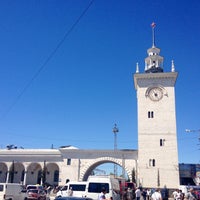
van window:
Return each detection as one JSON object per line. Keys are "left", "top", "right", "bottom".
{"left": 88, "top": 183, "right": 109, "bottom": 193}
{"left": 0, "top": 185, "right": 4, "bottom": 191}
{"left": 70, "top": 184, "right": 86, "bottom": 191}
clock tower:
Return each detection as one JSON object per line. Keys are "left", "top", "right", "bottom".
{"left": 133, "top": 23, "right": 180, "bottom": 189}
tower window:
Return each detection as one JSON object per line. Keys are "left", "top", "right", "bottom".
{"left": 67, "top": 159, "right": 71, "bottom": 165}
{"left": 148, "top": 111, "right": 154, "bottom": 118}
{"left": 160, "top": 139, "right": 165, "bottom": 146}
{"left": 149, "top": 159, "right": 152, "bottom": 166}
{"left": 149, "top": 159, "right": 156, "bottom": 167}
{"left": 152, "top": 159, "right": 155, "bottom": 167}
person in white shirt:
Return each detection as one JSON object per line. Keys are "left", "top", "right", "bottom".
{"left": 99, "top": 188, "right": 110, "bottom": 200}
{"left": 135, "top": 187, "right": 141, "bottom": 200}
{"left": 175, "top": 190, "right": 182, "bottom": 200}
{"left": 151, "top": 189, "right": 162, "bottom": 200}
{"left": 172, "top": 189, "right": 178, "bottom": 200}
{"left": 147, "top": 189, "right": 151, "bottom": 200}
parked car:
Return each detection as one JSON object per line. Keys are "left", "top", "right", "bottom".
{"left": 27, "top": 189, "right": 47, "bottom": 200}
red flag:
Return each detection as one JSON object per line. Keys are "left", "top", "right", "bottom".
{"left": 151, "top": 22, "right": 156, "bottom": 28}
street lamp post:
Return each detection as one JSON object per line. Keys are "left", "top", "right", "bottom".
{"left": 113, "top": 124, "right": 119, "bottom": 177}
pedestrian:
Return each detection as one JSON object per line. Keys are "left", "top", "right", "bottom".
{"left": 135, "top": 187, "right": 141, "bottom": 200}
{"left": 179, "top": 190, "right": 185, "bottom": 200}
{"left": 147, "top": 189, "right": 151, "bottom": 200}
{"left": 47, "top": 185, "right": 52, "bottom": 195}
{"left": 172, "top": 189, "right": 178, "bottom": 200}
{"left": 68, "top": 187, "right": 73, "bottom": 196}
{"left": 185, "top": 188, "right": 197, "bottom": 200}
{"left": 99, "top": 188, "right": 109, "bottom": 200}
{"left": 151, "top": 189, "right": 162, "bottom": 200}
{"left": 161, "top": 186, "right": 169, "bottom": 200}
{"left": 127, "top": 187, "right": 133, "bottom": 200}
{"left": 123, "top": 188, "right": 128, "bottom": 200}
{"left": 142, "top": 189, "right": 147, "bottom": 200}
{"left": 175, "top": 190, "right": 182, "bottom": 200}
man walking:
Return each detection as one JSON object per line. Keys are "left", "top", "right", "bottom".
{"left": 135, "top": 187, "right": 141, "bottom": 200}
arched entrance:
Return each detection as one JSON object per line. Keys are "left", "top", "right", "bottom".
{"left": 45, "top": 163, "right": 59, "bottom": 186}
{"left": 80, "top": 157, "right": 133, "bottom": 181}
{"left": 26, "top": 163, "right": 42, "bottom": 185}
{"left": 8, "top": 162, "right": 25, "bottom": 183}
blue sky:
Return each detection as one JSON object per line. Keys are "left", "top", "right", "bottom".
{"left": 0, "top": 0, "right": 199, "bottom": 165}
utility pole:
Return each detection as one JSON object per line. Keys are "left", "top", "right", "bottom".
{"left": 113, "top": 123, "right": 119, "bottom": 177}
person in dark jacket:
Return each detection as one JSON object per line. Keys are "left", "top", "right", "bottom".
{"left": 161, "top": 186, "right": 169, "bottom": 200}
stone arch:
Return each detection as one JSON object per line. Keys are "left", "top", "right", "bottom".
{"left": 0, "top": 162, "right": 8, "bottom": 183}
{"left": 45, "top": 163, "right": 59, "bottom": 186}
{"left": 26, "top": 163, "right": 42, "bottom": 185}
{"left": 80, "top": 157, "right": 132, "bottom": 181}
{"left": 8, "top": 162, "right": 25, "bottom": 183}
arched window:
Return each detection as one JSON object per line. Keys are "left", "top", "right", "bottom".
{"left": 54, "top": 170, "right": 59, "bottom": 182}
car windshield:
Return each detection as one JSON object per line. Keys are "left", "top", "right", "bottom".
{"left": 28, "top": 189, "right": 38, "bottom": 193}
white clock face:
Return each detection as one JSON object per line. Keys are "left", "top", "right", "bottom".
{"left": 148, "top": 87, "right": 163, "bottom": 101}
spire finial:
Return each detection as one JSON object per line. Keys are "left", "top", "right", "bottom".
{"left": 171, "top": 60, "right": 175, "bottom": 72}
{"left": 136, "top": 62, "right": 139, "bottom": 73}
{"left": 151, "top": 22, "right": 156, "bottom": 48}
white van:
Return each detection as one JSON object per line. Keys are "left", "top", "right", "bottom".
{"left": 56, "top": 181, "right": 88, "bottom": 197}
{"left": 0, "top": 183, "right": 27, "bottom": 200}
{"left": 85, "top": 175, "right": 120, "bottom": 200}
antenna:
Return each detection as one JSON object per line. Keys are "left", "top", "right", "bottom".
{"left": 151, "top": 22, "right": 156, "bottom": 47}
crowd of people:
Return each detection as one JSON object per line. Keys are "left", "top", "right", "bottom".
{"left": 120, "top": 186, "right": 200, "bottom": 200}
{"left": 119, "top": 186, "right": 169, "bottom": 200}
{"left": 172, "top": 188, "right": 200, "bottom": 200}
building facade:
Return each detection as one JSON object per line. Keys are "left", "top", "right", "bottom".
{"left": 0, "top": 148, "right": 137, "bottom": 186}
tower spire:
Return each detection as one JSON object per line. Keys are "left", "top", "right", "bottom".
{"left": 144, "top": 22, "right": 164, "bottom": 73}
{"left": 151, "top": 22, "right": 156, "bottom": 47}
